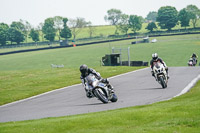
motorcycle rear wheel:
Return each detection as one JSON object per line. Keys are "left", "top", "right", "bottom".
{"left": 110, "top": 93, "right": 118, "bottom": 102}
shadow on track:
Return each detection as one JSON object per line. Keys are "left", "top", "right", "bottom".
{"left": 141, "top": 87, "right": 164, "bottom": 90}
{"left": 74, "top": 102, "right": 104, "bottom": 106}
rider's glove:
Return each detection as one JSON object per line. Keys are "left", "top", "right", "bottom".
{"left": 101, "top": 78, "right": 109, "bottom": 83}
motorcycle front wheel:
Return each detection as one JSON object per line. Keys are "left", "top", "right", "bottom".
{"left": 94, "top": 88, "right": 109, "bottom": 103}
{"left": 159, "top": 76, "right": 167, "bottom": 88}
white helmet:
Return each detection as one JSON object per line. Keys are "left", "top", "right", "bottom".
{"left": 152, "top": 53, "right": 158, "bottom": 60}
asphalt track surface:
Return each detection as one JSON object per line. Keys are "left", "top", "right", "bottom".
{"left": 0, "top": 67, "right": 200, "bottom": 123}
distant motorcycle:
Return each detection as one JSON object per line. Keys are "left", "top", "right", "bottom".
{"left": 188, "top": 58, "right": 197, "bottom": 66}
{"left": 84, "top": 73, "right": 118, "bottom": 103}
{"left": 152, "top": 62, "right": 168, "bottom": 88}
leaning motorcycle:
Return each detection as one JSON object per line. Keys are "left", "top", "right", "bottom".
{"left": 152, "top": 62, "right": 168, "bottom": 88}
{"left": 84, "top": 74, "right": 118, "bottom": 103}
{"left": 188, "top": 58, "right": 197, "bottom": 66}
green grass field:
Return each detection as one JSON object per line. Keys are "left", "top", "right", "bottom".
{"left": 0, "top": 34, "right": 200, "bottom": 132}
{"left": 0, "top": 34, "right": 200, "bottom": 105}
{"left": 1, "top": 34, "right": 200, "bottom": 71}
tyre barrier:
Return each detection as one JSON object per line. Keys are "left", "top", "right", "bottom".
{"left": 122, "top": 61, "right": 148, "bottom": 66}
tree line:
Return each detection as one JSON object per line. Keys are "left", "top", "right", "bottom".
{"left": 0, "top": 17, "right": 92, "bottom": 46}
{"left": 0, "top": 4, "right": 199, "bottom": 46}
{"left": 105, "top": 5, "right": 200, "bottom": 34}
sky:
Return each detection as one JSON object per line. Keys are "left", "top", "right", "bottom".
{"left": 1, "top": 0, "right": 200, "bottom": 27}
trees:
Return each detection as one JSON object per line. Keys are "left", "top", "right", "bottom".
{"left": 10, "top": 21, "right": 25, "bottom": 32}
{"left": 60, "top": 18, "right": 72, "bottom": 41}
{"left": 17, "top": 19, "right": 32, "bottom": 42}
{"left": 105, "top": 9, "right": 123, "bottom": 34}
{"left": 178, "top": 8, "right": 190, "bottom": 29}
{"left": 104, "top": 9, "right": 122, "bottom": 25}
{"left": 7, "top": 27, "right": 25, "bottom": 44}
{"left": 0, "top": 4, "right": 200, "bottom": 46}
{"left": 37, "top": 23, "right": 44, "bottom": 41}
{"left": 29, "top": 28, "right": 39, "bottom": 42}
{"left": 157, "top": 6, "right": 178, "bottom": 30}
{"left": 69, "top": 17, "right": 88, "bottom": 40}
{"left": 0, "top": 23, "right": 9, "bottom": 45}
{"left": 21, "top": 20, "right": 32, "bottom": 43}
{"left": 14, "top": 20, "right": 32, "bottom": 43}
{"left": 146, "top": 22, "right": 157, "bottom": 32}
{"left": 186, "top": 5, "right": 200, "bottom": 28}
{"left": 128, "top": 15, "right": 142, "bottom": 33}
{"left": 146, "top": 11, "right": 157, "bottom": 22}
{"left": 53, "top": 16, "right": 63, "bottom": 40}
{"left": 118, "top": 14, "right": 129, "bottom": 35}
{"left": 42, "top": 18, "right": 56, "bottom": 42}
{"left": 87, "top": 22, "right": 96, "bottom": 38}
{"left": 10, "top": 20, "right": 31, "bottom": 43}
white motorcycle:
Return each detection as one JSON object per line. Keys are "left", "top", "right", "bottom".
{"left": 152, "top": 62, "right": 168, "bottom": 88}
{"left": 188, "top": 58, "right": 197, "bottom": 66}
{"left": 84, "top": 74, "right": 118, "bottom": 103}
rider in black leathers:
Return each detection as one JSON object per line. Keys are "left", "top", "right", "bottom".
{"left": 150, "top": 53, "right": 169, "bottom": 79}
{"left": 190, "top": 53, "right": 198, "bottom": 65}
{"left": 80, "top": 64, "right": 114, "bottom": 98}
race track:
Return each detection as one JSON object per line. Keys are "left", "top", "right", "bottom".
{"left": 0, "top": 67, "right": 200, "bottom": 123}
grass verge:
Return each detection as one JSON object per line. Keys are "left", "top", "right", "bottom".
{"left": 0, "top": 79, "right": 200, "bottom": 133}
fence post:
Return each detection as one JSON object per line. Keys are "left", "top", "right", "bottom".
{"left": 128, "top": 47, "right": 130, "bottom": 66}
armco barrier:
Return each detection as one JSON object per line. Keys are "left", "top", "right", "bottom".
{"left": 122, "top": 61, "right": 148, "bottom": 66}
{"left": 0, "top": 38, "right": 135, "bottom": 56}
{"left": 0, "top": 45, "right": 73, "bottom": 55}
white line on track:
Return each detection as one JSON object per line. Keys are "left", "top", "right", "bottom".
{"left": 174, "top": 74, "right": 200, "bottom": 97}
{"left": 157, "top": 74, "right": 200, "bottom": 102}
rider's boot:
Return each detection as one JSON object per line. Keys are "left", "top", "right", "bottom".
{"left": 166, "top": 69, "right": 170, "bottom": 79}
{"left": 151, "top": 70, "right": 155, "bottom": 77}
{"left": 151, "top": 71, "right": 158, "bottom": 81}
{"left": 151, "top": 71, "right": 157, "bottom": 80}
{"left": 85, "top": 88, "right": 92, "bottom": 98}
{"left": 86, "top": 91, "right": 92, "bottom": 98}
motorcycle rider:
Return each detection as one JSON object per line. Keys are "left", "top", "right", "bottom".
{"left": 150, "top": 53, "right": 169, "bottom": 79}
{"left": 80, "top": 64, "right": 114, "bottom": 98}
{"left": 191, "top": 53, "right": 198, "bottom": 65}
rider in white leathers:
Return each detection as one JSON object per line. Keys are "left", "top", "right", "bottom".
{"left": 150, "top": 53, "right": 169, "bottom": 79}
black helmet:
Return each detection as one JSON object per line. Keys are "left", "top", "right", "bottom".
{"left": 80, "top": 64, "right": 88, "bottom": 75}
{"left": 152, "top": 53, "right": 158, "bottom": 60}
